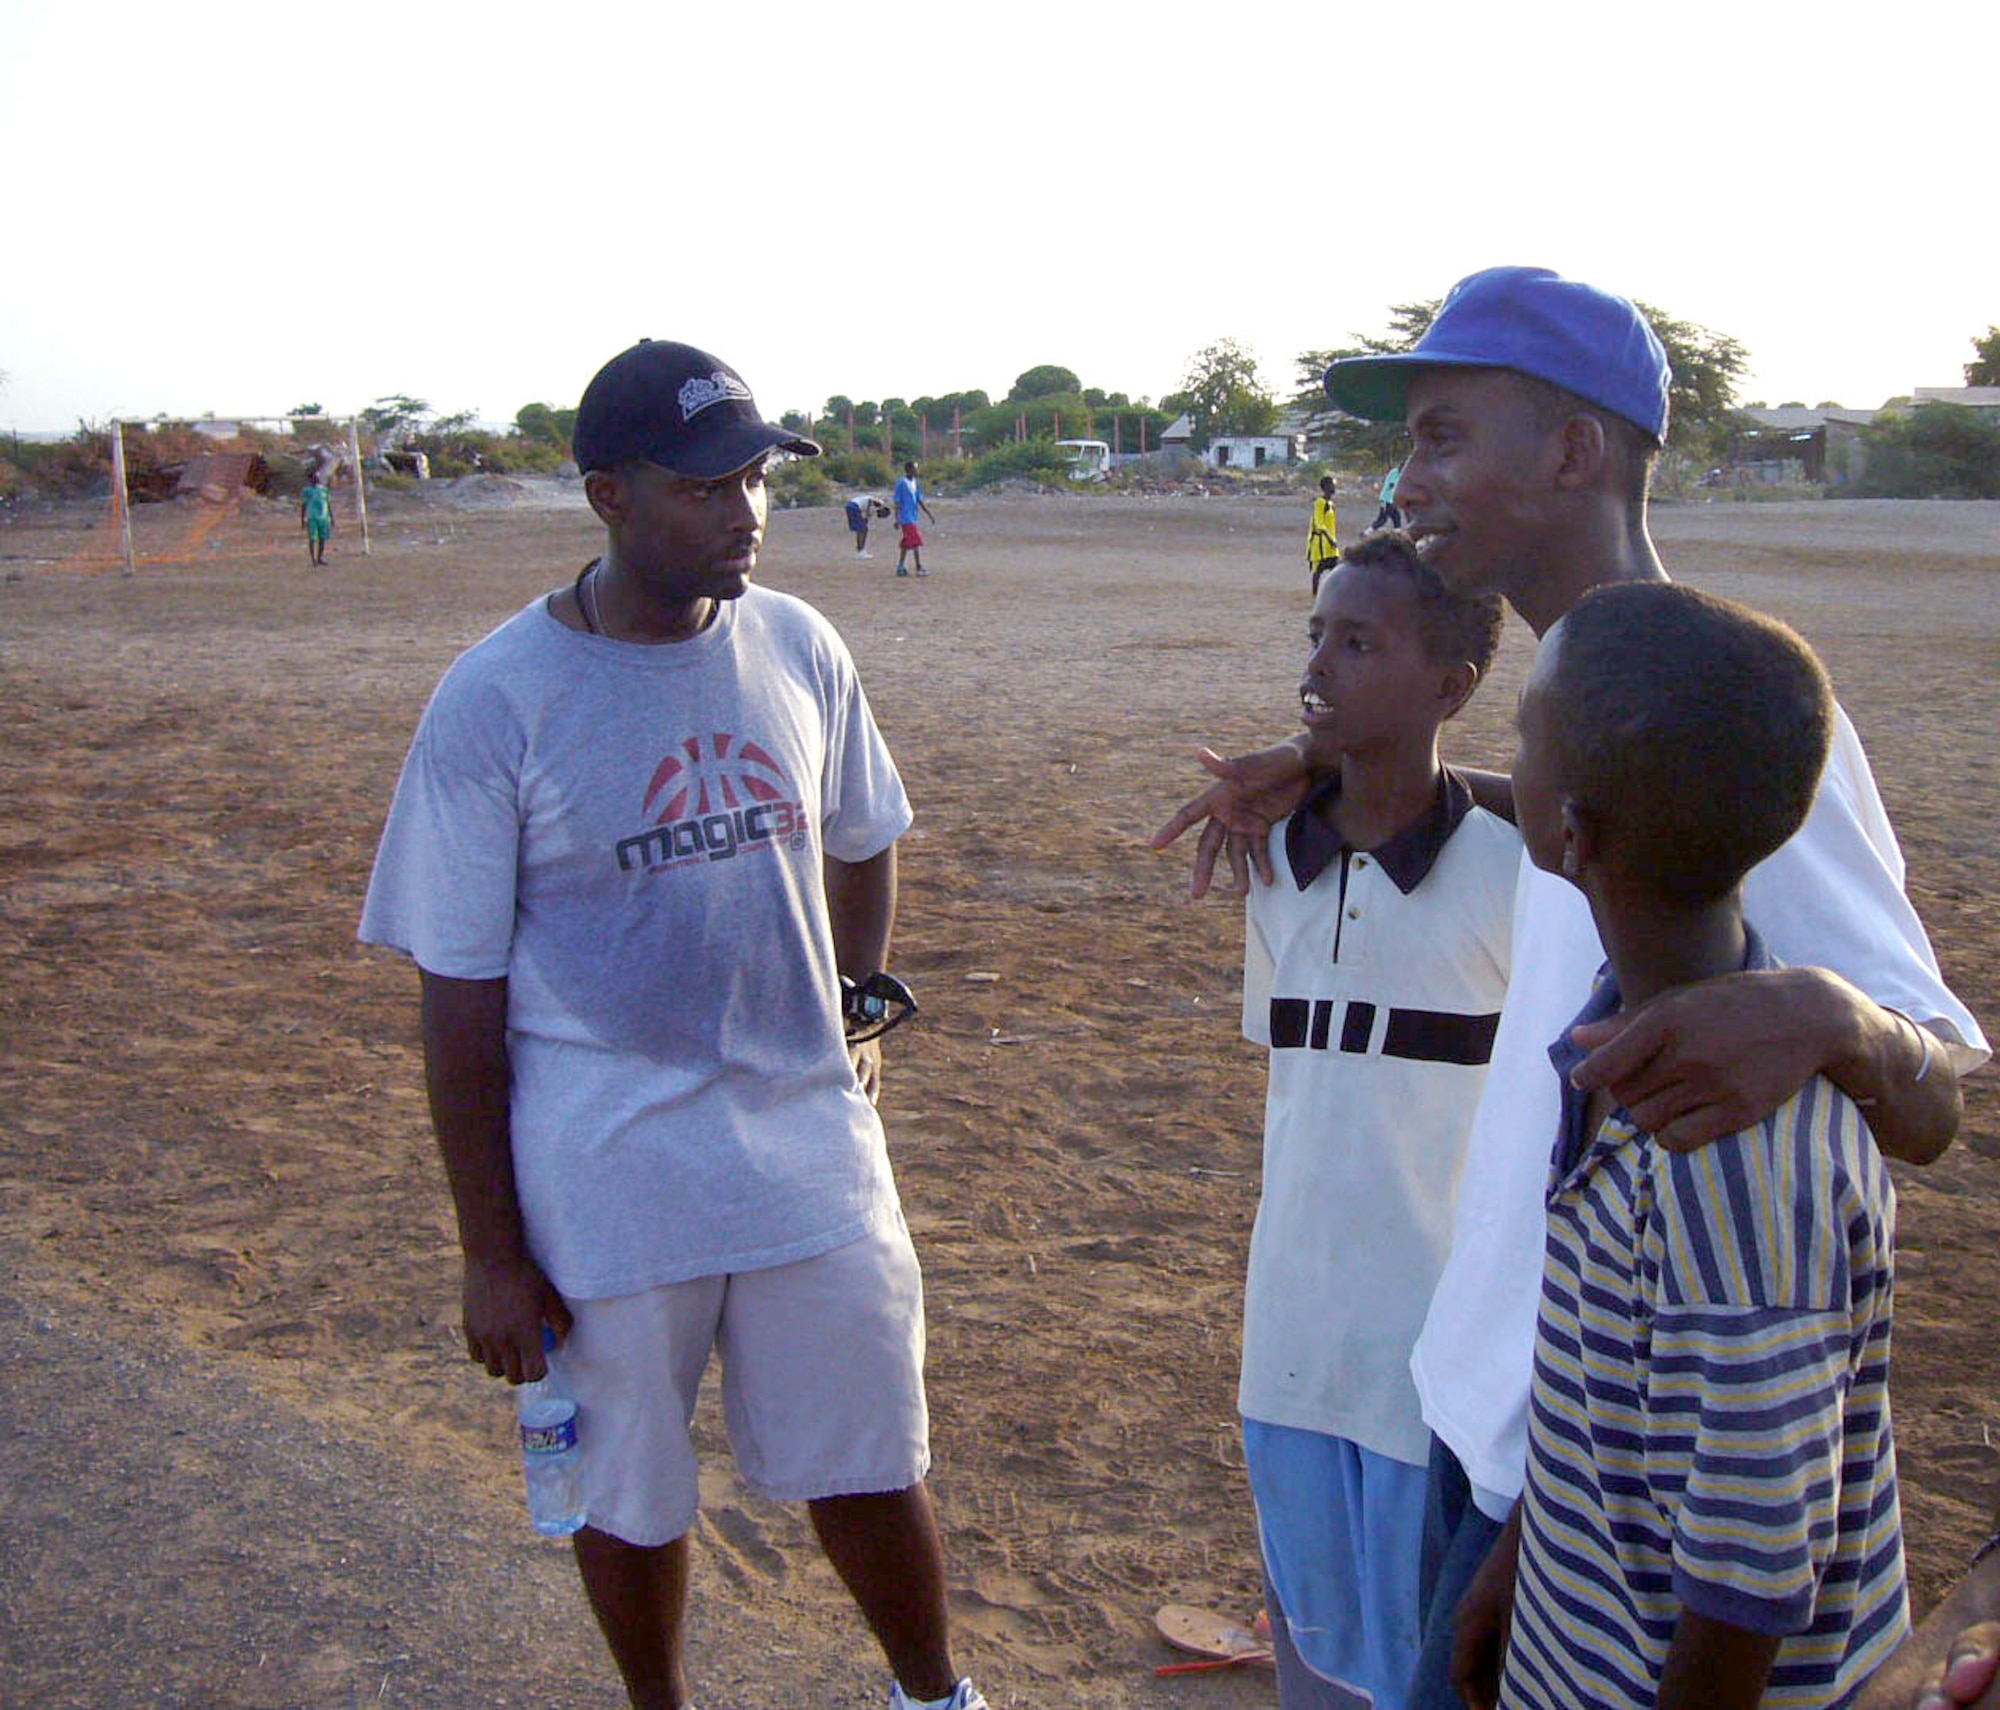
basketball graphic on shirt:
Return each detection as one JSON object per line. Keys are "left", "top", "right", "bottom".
{"left": 644, "top": 732, "right": 788, "bottom": 823}
{"left": 615, "top": 732, "right": 808, "bottom": 873}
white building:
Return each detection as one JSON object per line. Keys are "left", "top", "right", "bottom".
{"left": 1160, "top": 413, "right": 1302, "bottom": 469}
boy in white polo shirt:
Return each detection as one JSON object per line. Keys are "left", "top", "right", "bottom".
{"left": 1239, "top": 532, "right": 1517, "bottom": 1709}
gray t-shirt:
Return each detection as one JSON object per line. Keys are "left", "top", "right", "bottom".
{"left": 360, "top": 584, "right": 913, "bottom": 1297}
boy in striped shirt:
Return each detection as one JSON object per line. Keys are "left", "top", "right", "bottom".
{"left": 1490, "top": 582, "right": 1906, "bottom": 1710}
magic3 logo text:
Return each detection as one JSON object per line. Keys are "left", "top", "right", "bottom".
{"left": 615, "top": 733, "right": 808, "bottom": 873}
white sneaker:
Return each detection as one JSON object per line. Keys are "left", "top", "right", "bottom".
{"left": 889, "top": 1679, "right": 989, "bottom": 1710}
{"left": 857, "top": 551, "right": 873, "bottom": 559}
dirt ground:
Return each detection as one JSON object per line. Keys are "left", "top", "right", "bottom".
{"left": 2, "top": 481, "right": 1997, "bottom": 1708}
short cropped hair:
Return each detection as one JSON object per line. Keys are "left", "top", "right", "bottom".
{"left": 1516, "top": 373, "right": 1662, "bottom": 507}
{"left": 1324, "top": 529, "right": 1506, "bottom": 677}
{"left": 1541, "top": 582, "right": 1833, "bottom": 904}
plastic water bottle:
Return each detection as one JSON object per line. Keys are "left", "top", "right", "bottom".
{"left": 517, "top": 1326, "right": 585, "bottom": 1536}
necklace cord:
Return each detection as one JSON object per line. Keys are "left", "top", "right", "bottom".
{"left": 573, "top": 560, "right": 602, "bottom": 635}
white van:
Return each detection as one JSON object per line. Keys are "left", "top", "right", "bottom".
{"left": 1054, "top": 438, "right": 1111, "bottom": 482}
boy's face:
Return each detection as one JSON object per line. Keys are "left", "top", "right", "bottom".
{"left": 1299, "top": 559, "right": 1458, "bottom": 758}
{"left": 1511, "top": 625, "right": 1570, "bottom": 880}
{"left": 1399, "top": 368, "right": 1563, "bottom": 604}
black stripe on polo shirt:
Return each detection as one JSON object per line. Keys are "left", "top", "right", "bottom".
{"left": 1268, "top": 997, "right": 1501, "bottom": 1066}
{"left": 1382, "top": 1006, "right": 1500, "bottom": 1066}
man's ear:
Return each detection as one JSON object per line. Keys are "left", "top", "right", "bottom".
{"left": 583, "top": 468, "right": 626, "bottom": 526}
{"left": 1558, "top": 797, "right": 1599, "bottom": 879}
{"left": 1553, "top": 412, "right": 1608, "bottom": 491}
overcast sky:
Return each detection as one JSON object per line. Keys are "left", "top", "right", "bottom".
{"left": 4, "top": 0, "right": 1994, "bottom": 435}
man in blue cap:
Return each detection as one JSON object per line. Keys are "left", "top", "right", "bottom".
{"left": 362, "top": 340, "right": 988, "bottom": 1710}
{"left": 1153, "top": 267, "right": 1989, "bottom": 1709}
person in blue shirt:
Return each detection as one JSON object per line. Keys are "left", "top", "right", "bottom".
{"left": 893, "top": 461, "right": 937, "bottom": 578}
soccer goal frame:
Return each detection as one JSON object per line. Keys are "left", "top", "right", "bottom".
{"left": 107, "top": 414, "right": 372, "bottom": 576}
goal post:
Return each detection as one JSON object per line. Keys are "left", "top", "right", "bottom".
{"left": 106, "top": 413, "right": 372, "bottom": 576}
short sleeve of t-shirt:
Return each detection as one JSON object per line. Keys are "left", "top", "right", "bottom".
{"left": 817, "top": 652, "right": 907, "bottom": 864}
{"left": 362, "top": 646, "right": 530, "bottom": 979}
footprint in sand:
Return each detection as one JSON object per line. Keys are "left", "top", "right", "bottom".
{"left": 703, "top": 1504, "right": 790, "bottom": 1585}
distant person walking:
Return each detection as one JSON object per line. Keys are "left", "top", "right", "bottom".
{"left": 300, "top": 474, "right": 334, "bottom": 565}
{"left": 1306, "top": 475, "right": 1340, "bottom": 582}
{"left": 894, "top": 461, "right": 936, "bottom": 578}
{"left": 1371, "top": 464, "right": 1404, "bottom": 533}
{"left": 846, "top": 493, "right": 891, "bottom": 559}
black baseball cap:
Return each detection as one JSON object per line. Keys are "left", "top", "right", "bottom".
{"left": 572, "top": 339, "right": 820, "bottom": 477}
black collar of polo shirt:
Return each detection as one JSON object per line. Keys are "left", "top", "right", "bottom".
{"left": 1284, "top": 767, "right": 1476, "bottom": 895}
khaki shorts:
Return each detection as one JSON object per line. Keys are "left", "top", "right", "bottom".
{"left": 557, "top": 1213, "right": 930, "bottom": 1546}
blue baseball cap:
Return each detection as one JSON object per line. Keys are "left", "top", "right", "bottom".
{"left": 1322, "top": 266, "right": 1671, "bottom": 442}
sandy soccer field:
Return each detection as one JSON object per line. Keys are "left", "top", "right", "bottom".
{"left": 2, "top": 483, "right": 1998, "bottom": 1707}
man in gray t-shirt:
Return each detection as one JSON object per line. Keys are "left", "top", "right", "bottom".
{"left": 361, "top": 340, "right": 988, "bottom": 1710}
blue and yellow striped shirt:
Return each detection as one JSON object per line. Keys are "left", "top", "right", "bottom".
{"left": 1503, "top": 937, "right": 1907, "bottom": 1709}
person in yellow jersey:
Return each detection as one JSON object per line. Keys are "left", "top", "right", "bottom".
{"left": 1307, "top": 475, "right": 1340, "bottom": 582}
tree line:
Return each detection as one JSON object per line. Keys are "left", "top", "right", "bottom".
{"left": 6, "top": 314, "right": 1997, "bottom": 501}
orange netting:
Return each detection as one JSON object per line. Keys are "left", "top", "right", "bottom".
{"left": 53, "top": 490, "right": 318, "bottom": 574}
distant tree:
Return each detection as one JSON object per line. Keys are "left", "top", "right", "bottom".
{"left": 909, "top": 390, "right": 993, "bottom": 446}
{"left": 1852, "top": 403, "right": 2000, "bottom": 499}
{"left": 1098, "top": 400, "right": 1173, "bottom": 452}
{"left": 1637, "top": 302, "right": 1750, "bottom": 463}
{"left": 1008, "top": 365, "right": 1082, "bottom": 402}
{"left": 409, "top": 409, "right": 501, "bottom": 476}
{"left": 1966, "top": 326, "right": 2000, "bottom": 387}
{"left": 968, "top": 392, "right": 1090, "bottom": 445}
{"left": 361, "top": 394, "right": 429, "bottom": 441}
{"left": 515, "top": 401, "right": 576, "bottom": 448}
{"left": 289, "top": 402, "right": 325, "bottom": 418}
{"left": 878, "top": 397, "right": 926, "bottom": 452}
{"left": 912, "top": 388, "right": 990, "bottom": 419}
{"left": 1293, "top": 342, "right": 1401, "bottom": 461}
{"left": 1166, "top": 338, "right": 1276, "bottom": 451}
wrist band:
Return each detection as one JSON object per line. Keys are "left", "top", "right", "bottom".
{"left": 1974, "top": 1528, "right": 2000, "bottom": 1571}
